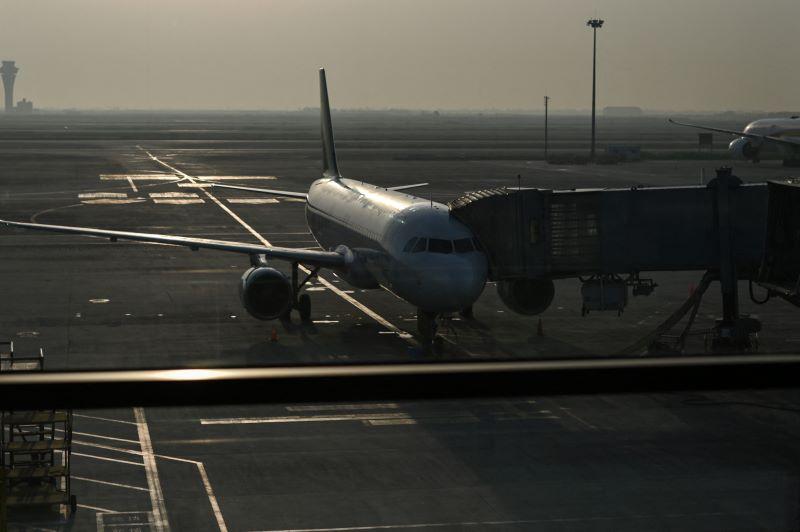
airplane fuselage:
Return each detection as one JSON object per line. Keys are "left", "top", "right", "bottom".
{"left": 305, "top": 177, "right": 488, "bottom": 312}
{"left": 733, "top": 117, "right": 800, "bottom": 161}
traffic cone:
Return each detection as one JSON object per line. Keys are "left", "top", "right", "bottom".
{"left": 537, "top": 318, "right": 544, "bottom": 337}
{"left": 270, "top": 326, "right": 278, "bottom": 342}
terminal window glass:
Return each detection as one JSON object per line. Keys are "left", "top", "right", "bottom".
{"left": 428, "top": 238, "right": 453, "bottom": 254}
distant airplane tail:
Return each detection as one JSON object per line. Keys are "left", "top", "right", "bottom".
{"left": 319, "top": 69, "right": 341, "bottom": 179}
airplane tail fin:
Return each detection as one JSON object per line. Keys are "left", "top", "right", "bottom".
{"left": 319, "top": 68, "right": 341, "bottom": 179}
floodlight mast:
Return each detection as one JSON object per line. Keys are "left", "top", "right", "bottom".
{"left": 587, "top": 18, "right": 604, "bottom": 162}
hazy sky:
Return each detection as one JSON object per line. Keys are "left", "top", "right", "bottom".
{"left": 2, "top": 0, "right": 798, "bottom": 111}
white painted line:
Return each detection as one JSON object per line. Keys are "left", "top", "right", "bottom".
{"left": 82, "top": 199, "right": 147, "bottom": 205}
{"left": 73, "top": 475, "right": 150, "bottom": 492}
{"left": 56, "top": 428, "right": 140, "bottom": 445}
{"left": 197, "top": 175, "right": 277, "bottom": 180}
{"left": 78, "top": 192, "right": 128, "bottom": 199}
{"left": 141, "top": 148, "right": 417, "bottom": 346}
{"left": 100, "top": 174, "right": 177, "bottom": 181}
{"left": 135, "top": 407, "right": 170, "bottom": 532}
{"left": 71, "top": 452, "right": 144, "bottom": 467}
{"left": 73, "top": 438, "right": 145, "bottom": 456}
{"left": 78, "top": 503, "right": 119, "bottom": 514}
{"left": 196, "top": 462, "right": 229, "bottom": 532}
{"left": 281, "top": 197, "right": 306, "bottom": 202}
{"left": 153, "top": 198, "right": 205, "bottom": 205}
{"left": 201, "top": 413, "right": 413, "bottom": 425}
{"left": 285, "top": 403, "right": 400, "bottom": 412}
{"left": 227, "top": 198, "right": 279, "bottom": 204}
{"left": 149, "top": 192, "right": 200, "bottom": 198}
{"left": 250, "top": 518, "right": 609, "bottom": 531}
{"left": 154, "top": 453, "right": 228, "bottom": 532}
{"left": 74, "top": 413, "right": 138, "bottom": 425}
{"left": 127, "top": 176, "right": 139, "bottom": 193}
{"left": 178, "top": 182, "right": 212, "bottom": 188}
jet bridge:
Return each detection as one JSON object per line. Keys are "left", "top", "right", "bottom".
{"left": 450, "top": 168, "right": 798, "bottom": 352}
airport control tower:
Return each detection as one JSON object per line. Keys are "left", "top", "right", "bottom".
{"left": 1, "top": 61, "right": 19, "bottom": 113}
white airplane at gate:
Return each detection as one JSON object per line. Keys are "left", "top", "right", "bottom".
{"left": 1, "top": 69, "right": 500, "bottom": 350}
{"left": 669, "top": 116, "right": 800, "bottom": 164}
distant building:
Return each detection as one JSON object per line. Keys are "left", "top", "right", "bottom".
{"left": 15, "top": 98, "right": 33, "bottom": 113}
{"left": 603, "top": 106, "right": 643, "bottom": 117}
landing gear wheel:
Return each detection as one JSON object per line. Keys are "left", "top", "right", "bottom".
{"left": 432, "top": 335, "right": 444, "bottom": 354}
{"left": 417, "top": 310, "right": 437, "bottom": 349}
{"left": 298, "top": 293, "right": 311, "bottom": 322}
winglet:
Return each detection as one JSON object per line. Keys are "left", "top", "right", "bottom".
{"left": 319, "top": 68, "right": 341, "bottom": 179}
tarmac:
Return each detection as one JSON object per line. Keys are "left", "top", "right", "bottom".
{"left": 1, "top": 112, "right": 799, "bottom": 531}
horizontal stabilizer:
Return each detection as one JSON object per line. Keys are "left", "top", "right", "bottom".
{"left": 388, "top": 182, "right": 429, "bottom": 192}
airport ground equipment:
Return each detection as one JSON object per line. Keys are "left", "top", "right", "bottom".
{"left": 1, "top": 341, "right": 75, "bottom": 526}
{"left": 450, "top": 167, "right": 797, "bottom": 352}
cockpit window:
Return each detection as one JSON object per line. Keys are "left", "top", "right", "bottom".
{"left": 472, "top": 237, "right": 484, "bottom": 251}
{"left": 453, "top": 238, "right": 474, "bottom": 253}
{"left": 403, "top": 237, "right": 418, "bottom": 252}
{"left": 411, "top": 237, "right": 427, "bottom": 253}
{"left": 428, "top": 238, "right": 453, "bottom": 254}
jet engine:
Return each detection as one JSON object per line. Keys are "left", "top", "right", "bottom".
{"left": 239, "top": 267, "right": 293, "bottom": 320}
{"left": 729, "top": 137, "right": 759, "bottom": 161}
{"left": 497, "top": 278, "right": 555, "bottom": 315}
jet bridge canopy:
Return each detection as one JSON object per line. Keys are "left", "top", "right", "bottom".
{"left": 449, "top": 182, "right": 769, "bottom": 281}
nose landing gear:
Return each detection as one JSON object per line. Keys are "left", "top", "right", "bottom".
{"left": 417, "top": 310, "right": 445, "bottom": 354}
{"left": 281, "top": 261, "right": 319, "bottom": 323}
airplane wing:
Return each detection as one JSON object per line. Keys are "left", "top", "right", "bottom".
{"left": 668, "top": 118, "right": 800, "bottom": 148}
{"left": 209, "top": 183, "right": 308, "bottom": 200}
{"left": 388, "top": 182, "right": 429, "bottom": 192}
{"left": 0, "top": 219, "right": 344, "bottom": 267}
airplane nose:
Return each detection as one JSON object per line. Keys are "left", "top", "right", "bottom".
{"left": 421, "top": 257, "right": 487, "bottom": 312}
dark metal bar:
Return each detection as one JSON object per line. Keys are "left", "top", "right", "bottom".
{"left": 0, "top": 355, "right": 799, "bottom": 410}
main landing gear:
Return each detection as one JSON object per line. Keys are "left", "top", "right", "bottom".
{"left": 283, "top": 261, "right": 319, "bottom": 323}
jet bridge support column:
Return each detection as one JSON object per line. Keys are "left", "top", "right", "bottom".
{"left": 709, "top": 167, "right": 760, "bottom": 350}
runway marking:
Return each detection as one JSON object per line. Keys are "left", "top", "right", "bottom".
{"left": 153, "top": 198, "right": 206, "bottom": 205}
{"left": 74, "top": 413, "right": 138, "bottom": 425}
{"left": 178, "top": 182, "right": 212, "bottom": 188}
{"left": 134, "top": 407, "right": 170, "bottom": 532}
{"left": 127, "top": 176, "right": 139, "bottom": 192}
{"left": 227, "top": 198, "right": 280, "bottom": 204}
{"left": 100, "top": 173, "right": 178, "bottom": 181}
{"left": 71, "top": 452, "right": 144, "bottom": 467}
{"left": 200, "top": 412, "right": 479, "bottom": 426}
{"left": 141, "top": 148, "right": 417, "bottom": 346}
{"left": 78, "top": 192, "right": 129, "bottom": 199}
{"left": 73, "top": 438, "right": 145, "bottom": 456}
{"left": 57, "top": 428, "right": 140, "bottom": 445}
{"left": 559, "top": 407, "right": 599, "bottom": 430}
{"left": 77, "top": 503, "right": 119, "bottom": 514}
{"left": 285, "top": 403, "right": 400, "bottom": 412}
{"left": 155, "top": 454, "right": 228, "bottom": 532}
{"left": 149, "top": 192, "right": 200, "bottom": 198}
{"left": 251, "top": 513, "right": 734, "bottom": 531}
{"left": 82, "top": 198, "right": 147, "bottom": 205}
{"left": 198, "top": 175, "right": 277, "bottom": 180}
{"left": 72, "top": 475, "right": 150, "bottom": 492}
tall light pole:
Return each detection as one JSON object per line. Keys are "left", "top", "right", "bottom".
{"left": 587, "top": 18, "right": 604, "bottom": 162}
{"left": 544, "top": 95, "right": 550, "bottom": 161}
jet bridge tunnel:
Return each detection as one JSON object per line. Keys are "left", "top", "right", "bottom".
{"left": 449, "top": 168, "right": 799, "bottom": 345}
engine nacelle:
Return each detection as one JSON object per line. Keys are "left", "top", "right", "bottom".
{"left": 239, "top": 267, "right": 292, "bottom": 320}
{"left": 729, "top": 137, "right": 759, "bottom": 160}
{"left": 497, "top": 278, "right": 555, "bottom": 316}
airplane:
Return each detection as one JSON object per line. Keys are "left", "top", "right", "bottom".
{"left": 669, "top": 117, "right": 800, "bottom": 165}
{"left": 0, "top": 69, "right": 489, "bottom": 351}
